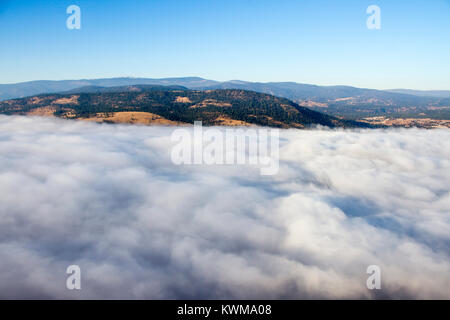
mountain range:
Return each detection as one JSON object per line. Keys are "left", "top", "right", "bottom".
{"left": 1, "top": 77, "right": 449, "bottom": 103}
{"left": 0, "top": 77, "right": 218, "bottom": 101}
{"left": 0, "top": 77, "right": 449, "bottom": 128}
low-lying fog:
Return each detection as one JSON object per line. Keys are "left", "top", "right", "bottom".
{"left": 0, "top": 116, "right": 449, "bottom": 299}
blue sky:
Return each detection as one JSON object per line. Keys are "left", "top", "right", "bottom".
{"left": 0, "top": 0, "right": 449, "bottom": 89}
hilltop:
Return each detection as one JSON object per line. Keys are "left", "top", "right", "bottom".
{"left": 0, "top": 86, "right": 371, "bottom": 128}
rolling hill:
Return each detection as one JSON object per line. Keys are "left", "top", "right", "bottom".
{"left": 1, "top": 77, "right": 448, "bottom": 107}
{"left": 0, "top": 86, "right": 371, "bottom": 129}
{"left": 1, "top": 77, "right": 449, "bottom": 122}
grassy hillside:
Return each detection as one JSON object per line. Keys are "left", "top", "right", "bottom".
{"left": 0, "top": 87, "right": 371, "bottom": 128}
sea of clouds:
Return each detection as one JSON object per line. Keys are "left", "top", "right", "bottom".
{"left": 0, "top": 115, "right": 449, "bottom": 299}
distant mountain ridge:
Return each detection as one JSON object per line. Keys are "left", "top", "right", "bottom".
{"left": 1, "top": 77, "right": 449, "bottom": 103}
{"left": 62, "top": 84, "right": 189, "bottom": 94}
{"left": 0, "top": 77, "right": 218, "bottom": 100}
{"left": 386, "top": 89, "right": 450, "bottom": 98}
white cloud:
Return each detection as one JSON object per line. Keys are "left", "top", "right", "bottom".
{"left": 0, "top": 115, "right": 449, "bottom": 299}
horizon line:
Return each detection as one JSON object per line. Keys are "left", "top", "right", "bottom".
{"left": 0, "top": 76, "right": 449, "bottom": 92}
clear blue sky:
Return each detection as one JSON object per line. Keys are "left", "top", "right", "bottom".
{"left": 0, "top": 0, "right": 449, "bottom": 89}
